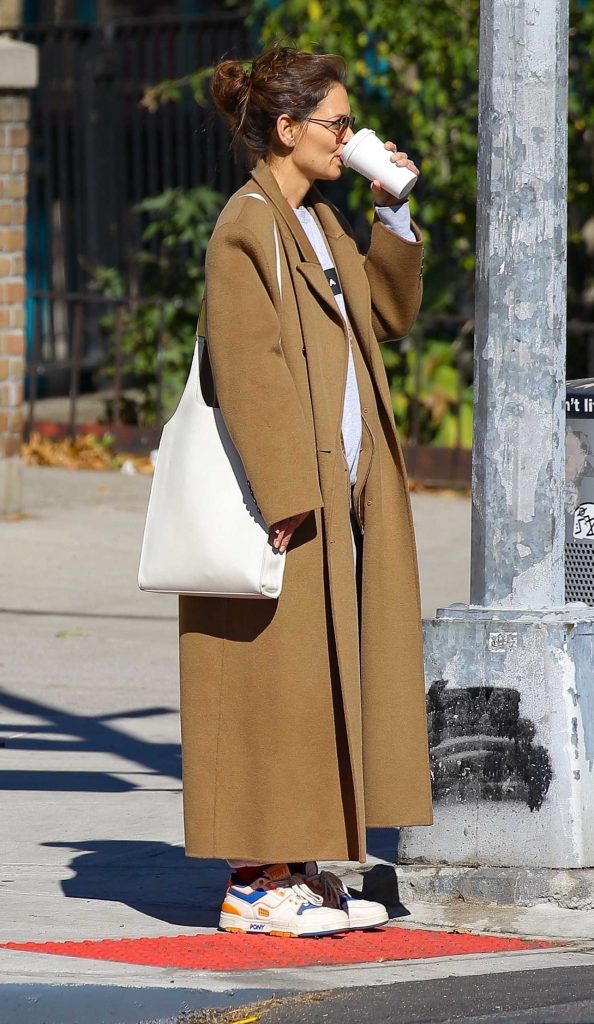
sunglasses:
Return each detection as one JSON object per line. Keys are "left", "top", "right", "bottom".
{"left": 306, "top": 114, "right": 356, "bottom": 143}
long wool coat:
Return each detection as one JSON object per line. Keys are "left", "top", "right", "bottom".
{"left": 179, "top": 161, "right": 433, "bottom": 863}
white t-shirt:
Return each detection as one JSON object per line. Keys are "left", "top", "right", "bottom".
{"left": 292, "top": 202, "right": 416, "bottom": 486}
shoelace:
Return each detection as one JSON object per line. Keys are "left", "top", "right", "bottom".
{"left": 288, "top": 879, "right": 325, "bottom": 906}
{"left": 232, "top": 866, "right": 348, "bottom": 910}
{"left": 255, "top": 872, "right": 325, "bottom": 908}
{"left": 308, "top": 869, "right": 347, "bottom": 909}
{"left": 272, "top": 868, "right": 347, "bottom": 910}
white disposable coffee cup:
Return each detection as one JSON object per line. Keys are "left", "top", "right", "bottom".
{"left": 340, "top": 128, "right": 418, "bottom": 200}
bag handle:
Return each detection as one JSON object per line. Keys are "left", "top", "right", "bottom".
{"left": 244, "top": 192, "right": 282, "bottom": 300}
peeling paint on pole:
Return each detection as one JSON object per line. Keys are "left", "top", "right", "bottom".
{"left": 400, "top": 612, "right": 594, "bottom": 868}
{"left": 402, "top": 0, "right": 594, "bottom": 874}
{"left": 471, "top": 0, "right": 568, "bottom": 608}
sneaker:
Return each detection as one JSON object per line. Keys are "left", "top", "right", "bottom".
{"left": 300, "top": 863, "right": 389, "bottom": 930}
{"left": 219, "top": 867, "right": 349, "bottom": 937}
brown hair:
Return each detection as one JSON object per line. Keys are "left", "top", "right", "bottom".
{"left": 211, "top": 45, "right": 347, "bottom": 167}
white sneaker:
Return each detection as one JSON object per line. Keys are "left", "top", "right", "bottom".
{"left": 219, "top": 875, "right": 349, "bottom": 938}
{"left": 301, "top": 864, "right": 389, "bottom": 930}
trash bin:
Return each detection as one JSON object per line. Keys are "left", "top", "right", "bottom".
{"left": 565, "top": 379, "right": 594, "bottom": 604}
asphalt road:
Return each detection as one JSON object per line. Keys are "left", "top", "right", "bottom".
{"left": 194, "top": 967, "right": 594, "bottom": 1024}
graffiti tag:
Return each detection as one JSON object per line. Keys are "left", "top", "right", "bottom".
{"left": 427, "top": 680, "right": 553, "bottom": 811}
{"left": 488, "top": 631, "right": 518, "bottom": 653}
{"left": 573, "top": 502, "right": 594, "bottom": 539}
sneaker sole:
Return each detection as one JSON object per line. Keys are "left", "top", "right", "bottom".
{"left": 219, "top": 912, "right": 348, "bottom": 938}
{"left": 346, "top": 908, "right": 389, "bottom": 930}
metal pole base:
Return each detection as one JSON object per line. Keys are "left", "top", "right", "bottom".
{"left": 399, "top": 607, "right": 594, "bottom": 869}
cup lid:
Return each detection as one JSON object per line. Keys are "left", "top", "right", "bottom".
{"left": 340, "top": 127, "right": 376, "bottom": 163}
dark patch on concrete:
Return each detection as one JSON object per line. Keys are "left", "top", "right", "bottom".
{"left": 571, "top": 717, "right": 579, "bottom": 750}
{"left": 361, "top": 864, "right": 401, "bottom": 907}
{"left": 427, "top": 681, "right": 553, "bottom": 811}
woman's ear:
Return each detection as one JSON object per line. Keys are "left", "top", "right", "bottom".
{"left": 275, "top": 113, "right": 296, "bottom": 149}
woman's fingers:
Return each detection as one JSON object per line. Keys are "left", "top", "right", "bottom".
{"left": 273, "top": 522, "right": 291, "bottom": 553}
{"left": 270, "top": 511, "right": 309, "bottom": 552}
{"left": 391, "top": 152, "right": 419, "bottom": 174}
{"left": 384, "top": 140, "right": 419, "bottom": 176}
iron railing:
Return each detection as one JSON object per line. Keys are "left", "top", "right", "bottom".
{"left": 24, "top": 283, "right": 594, "bottom": 483}
{"left": 10, "top": 14, "right": 250, "bottom": 397}
{"left": 12, "top": 16, "right": 594, "bottom": 484}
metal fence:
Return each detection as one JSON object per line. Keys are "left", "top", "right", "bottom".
{"left": 22, "top": 291, "right": 594, "bottom": 487}
{"left": 12, "top": 16, "right": 594, "bottom": 486}
{"left": 11, "top": 13, "right": 250, "bottom": 403}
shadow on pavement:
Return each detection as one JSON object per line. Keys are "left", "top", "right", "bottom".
{"left": 44, "top": 839, "right": 227, "bottom": 928}
{"left": 2, "top": 679, "right": 410, "bottom": 929}
{"left": 0, "top": 688, "right": 182, "bottom": 785}
{"left": 41, "top": 832, "right": 407, "bottom": 929}
{"left": 0, "top": 771, "right": 137, "bottom": 791}
{"left": 0, "top": 607, "right": 176, "bottom": 622}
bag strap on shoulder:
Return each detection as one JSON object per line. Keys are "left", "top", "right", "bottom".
{"left": 243, "top": 192, "right": 282, "bottom": 299}
{"left": 197, "top": 192, "right": 282, "bottom": 342}
{"left": 195, "top": 193, "right": 283, "bottom": 406}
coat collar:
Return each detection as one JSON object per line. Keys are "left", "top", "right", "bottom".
{"left": 249, "top": 161, "right": 372, "bottom": 355}
{"left": 249, "top": 161, "right": 345, "bottom": 258}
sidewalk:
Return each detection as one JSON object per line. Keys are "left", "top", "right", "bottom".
{"left": 1, "top": 467, "right": 592, "bottom": 1024}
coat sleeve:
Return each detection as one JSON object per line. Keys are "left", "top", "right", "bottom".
{"left": 329, "top": 200, "right": 424, "bottom": 343}
{"left": 364, "top": 217, "right": 424, "bottom": 343}
{"left": 205, "top": 220, "right": 323, "bottom": 529}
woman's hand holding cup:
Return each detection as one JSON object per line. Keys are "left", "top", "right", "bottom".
{"left": 370, "top": 141, "right": 420, "bottom": 206}
{"left": 340, "top": 128, "right": 418, "bottom": 201}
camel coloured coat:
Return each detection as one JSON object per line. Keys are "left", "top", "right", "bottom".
{"left": 178, "top": 160, "right": 433, "bottom": 862}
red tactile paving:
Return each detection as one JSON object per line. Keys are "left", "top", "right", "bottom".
{"left": 1, "top": 928, "right": 554, "bottom": 971}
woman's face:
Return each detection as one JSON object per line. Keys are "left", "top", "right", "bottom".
{"left": 291, "top": 83, "right": 354, "bottom": 183}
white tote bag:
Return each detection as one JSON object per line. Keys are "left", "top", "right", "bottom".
{"left": 137, "top": 194, "right": 286, "bottom": 598}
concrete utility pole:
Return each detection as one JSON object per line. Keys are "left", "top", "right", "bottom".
{"left": 471, "top": 0, "right": 567, "bottom": 610}
{"left": 400, "top": 0, "right": 594, "bottom": 887}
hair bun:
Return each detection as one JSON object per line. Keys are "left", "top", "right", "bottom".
{"left": 211, "top": 45, "right": 347, "bottom": 167}
{"left": 211, "top": 60, "right": 250, "bottom": 129}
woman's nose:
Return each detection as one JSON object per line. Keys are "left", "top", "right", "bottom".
{"left": 342, "top": 126, "right": 355, "bottom": 145}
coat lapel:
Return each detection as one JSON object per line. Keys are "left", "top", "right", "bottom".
{"left": 250, "top": 163, "right": 345, "bottom": 325}
{"left": 248, "top": 162, "right": 396, "bottom": 433}
{"left": 248, "top": 164, "right": 372, "bottom": 356}
{"left": 309, "top": 194, "right": 399, "bottom": 434}
{"left": 250, "top": 161, "right": 317, "bottom": 264}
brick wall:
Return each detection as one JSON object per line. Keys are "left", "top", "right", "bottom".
{"left": 0, "top": 93, "right": 28, "bottom": 514}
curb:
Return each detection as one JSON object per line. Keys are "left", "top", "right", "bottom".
{"left": 395, "top": 864, "right": 594, "bottom": 910}
{"left": 2, "top": 945, "right": 594, "bottom": 1024}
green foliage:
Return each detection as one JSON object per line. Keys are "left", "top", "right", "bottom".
{"left": 132, "top": 1, "right": 594, "bottom": 441}
{"left": 247, "top": 0, "right": 594, "bottom": 319}
{"left": 249, "top": 0, "right": 481, "bottom": 314}
{"left": 142, "top": 65, "right": 215, "bottom": 112}
{"left": 567, "top": 0, "right": 594, "bottom": 317}
{"left": 93, "top": 187, "right": 225, "bottom": 425}
{"left": 383, "top": 336, "right": 473, "bottom": 448}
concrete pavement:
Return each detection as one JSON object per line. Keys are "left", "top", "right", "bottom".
{"left": 1, "top": 466, "right": 592, "bottom": 1024}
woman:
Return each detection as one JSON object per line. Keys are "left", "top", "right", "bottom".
{"left": 179, "top": 45, "right": 433, "bottom": 938}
